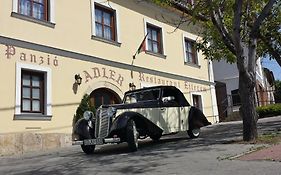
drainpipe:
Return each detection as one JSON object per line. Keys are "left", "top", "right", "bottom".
{"left": 208, "top": 59, "right": 219, "bottom": 123}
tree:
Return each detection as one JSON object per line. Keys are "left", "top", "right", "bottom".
{"left": 274, "top": 80, "right": 281, "bottom": 103}
{"left": 152, "top": 0, "right": 280, "bottom": 141}
{"left": 73, "top": 94, "right": 96, "bottom": 126}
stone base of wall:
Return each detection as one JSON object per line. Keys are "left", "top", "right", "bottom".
{"left": 0, "top": 133, "right": 72, "bottom": 156}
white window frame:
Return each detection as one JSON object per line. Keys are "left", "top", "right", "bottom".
{"left": 143, "top": 18, "right": 166, "bottom": 56}
{"left": 15, "top": 63, "right": 52, "bottom": 117}
{"left": 91, "top": 0, "right": 121, "bottom": 43}
{"left": 190, "top": 92, "right": 204, "bottom": 112}
{"left": 182, "top": 33, "right": 200, "bottom": 66}
{"left": 12, "top": 0, "right": 55, "bottom": 23}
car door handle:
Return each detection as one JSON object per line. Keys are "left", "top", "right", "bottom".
{"left": 160, "top": 108, "right": 166, "bottom": 111}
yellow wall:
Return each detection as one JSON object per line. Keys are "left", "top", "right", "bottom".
{"left": 0, "top": 0, "right": 216, "bottom": 134}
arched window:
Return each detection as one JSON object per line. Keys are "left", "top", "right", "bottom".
{"left": 90, "top": 88, "right": 121, "bottom": 108}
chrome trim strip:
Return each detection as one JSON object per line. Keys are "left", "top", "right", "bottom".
{"left": 72, "top": 141, "right": 83, "bottom": 145}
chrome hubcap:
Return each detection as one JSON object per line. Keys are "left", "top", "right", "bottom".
{"left": 192, "top": 129, "right": 200, "bottom": 137}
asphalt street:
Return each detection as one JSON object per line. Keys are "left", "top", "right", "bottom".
{"left": 1, "top": 116, "right": 281, "bottom": 175}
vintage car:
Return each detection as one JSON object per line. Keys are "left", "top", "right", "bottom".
{"left": 72, "top": 86, "right": 211, "bottom": 154}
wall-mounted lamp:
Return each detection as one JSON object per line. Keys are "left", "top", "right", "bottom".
{"left": 75, "top": 74, "right": 82, "bottom": 85}
{"left": 129, "top": 82, "right": 136, "bottom": 90}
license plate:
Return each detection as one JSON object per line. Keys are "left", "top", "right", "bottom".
{"left": 84, "top": 138, "right": 104, "bottom": 145}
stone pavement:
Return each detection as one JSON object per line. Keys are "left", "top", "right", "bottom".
{"left": 239, "top": 143, "right": 281, "bottom": 161}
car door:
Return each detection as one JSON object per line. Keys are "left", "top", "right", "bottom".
{"left": 159, "top": 88, "right": 181, "bottom": 134}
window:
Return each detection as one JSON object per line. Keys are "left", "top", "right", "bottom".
{"left": 18, "top": 0, "right": 48, "bottom": 21}
{"left": 147, "top": 24, "right": 163, "bottom": 54}
{"left": 12, "top": 0, "right": 55, "bottom": 26}
{"left": 15, "top": 63, "right": 52, "bottom": 120}
{"left": 192, "top": 94, "right": 203, "bottom": 111}
{"left": 95, "top": 4, "right": 116, "bottom": 41}
{"left": 231, "top": 89, "right": 241, "bottom": 106}
{"left": 162, "top": 87, "right": 189, "bottom": 107}
{"left": 21, "top": 70, "right": 44, "bottom": 113}
{"left": 124, "top": 89, "right": 160, "bottom": 104}
{"left": 184, "top": 38, "right": 198, "bottom": 64}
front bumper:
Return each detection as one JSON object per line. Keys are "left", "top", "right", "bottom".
{"left": 72, "top": 137, "right": 121, "bottom": 146}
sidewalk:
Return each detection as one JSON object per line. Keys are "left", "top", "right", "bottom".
{"left": 239, "top": 143, "right": 281, "bottom": 161}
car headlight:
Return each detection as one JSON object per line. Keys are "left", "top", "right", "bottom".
{"left": 83, "top": 111, "right": 94, "bottom": 121}
{"left": 107, "top": 107, "right": 116, "bottom": 117}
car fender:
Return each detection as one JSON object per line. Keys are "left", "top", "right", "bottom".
{"left": 188, "top": 107, "right": 211, "bottom": 129}
{"left": 110, "top": 111, "right": 163, "bottom": 136}
{"left": 73, "top": 118, "right": 94, "bottom": 139}
{"left": 110, "top": 111, "right": 143, "bottom": 132}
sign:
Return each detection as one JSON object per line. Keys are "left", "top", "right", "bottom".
{"left": 83, "top": 67, "right": 124, "bottom": 86}
{"left": 3, "top": 45, "right": 59, "bottom": 67}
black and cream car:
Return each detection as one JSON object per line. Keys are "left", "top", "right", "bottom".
{"left": 72, "top": 86, "right": 211, "bottom": 154}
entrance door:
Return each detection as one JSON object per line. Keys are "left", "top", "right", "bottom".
{"left": 90, "top": 88, "right": 121, "bottom": 108}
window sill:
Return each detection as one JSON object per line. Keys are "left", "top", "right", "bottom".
{"left": 91, "top": 35, "right": 121, "bottom": 47}
{"left": 11, "top": 12, "right": 55, "bottom": 28}
{"left": 145, "top": 50, "right": 167, "bottom": 59}
{"left": 184, "top": 62, "right": 201, "bottom": 68}
{"left": 14, "top": 113, "right": 52, "bottom": 121}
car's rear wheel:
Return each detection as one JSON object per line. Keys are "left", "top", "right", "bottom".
{"left": 150, "top": 134, "right": 162, "bottom": 142}
{"left": 187, "top": 128, "right": 200, "bottom": 138}
{"left": 126, "top": 120, "right": 139, "bottom": 152}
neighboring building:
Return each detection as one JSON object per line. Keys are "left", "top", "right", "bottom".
{"left": 213, "top": 58, "right": 275, "bottom": 120}
{"left": 0, "top": 0, "right": 218, "bottom": 155}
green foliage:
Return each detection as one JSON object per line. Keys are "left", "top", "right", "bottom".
{"left": 257, "top": 104, "right": 281, "bottom": 118}
{"left": 73, "top": 94, "right": 96, "bottom": 126}
{"left": 274, "top": 80, "right": 281, "bottom": 103}
{"left": 151, "top": 0, "right": 281, "bottom": 64}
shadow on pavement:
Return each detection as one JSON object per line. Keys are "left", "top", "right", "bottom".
{"left": 3, "top": 117, "right": 281, "bottom": 175}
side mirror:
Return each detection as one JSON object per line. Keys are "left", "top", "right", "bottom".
{"left": 162, "top": 96, "right": 175, "bottom": 103}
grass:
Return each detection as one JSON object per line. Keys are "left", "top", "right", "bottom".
{"left": 255, "top": 132, "right": 281, "bottom": 145}
{"left": 232, "top": 132, "right": 281, "bottom": 145}
{"left": 218, "top": 132, "right": 281, "bottom": 161}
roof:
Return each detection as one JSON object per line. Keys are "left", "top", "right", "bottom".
{"left": 125, "top": 85, "right": 179, "bottom": 94}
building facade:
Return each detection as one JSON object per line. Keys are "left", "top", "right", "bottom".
{"left": 213, "top": 58, "right": 275, "bottom": 121}
{"left": 0, "top": 0, "right": 218, "bottom": 155}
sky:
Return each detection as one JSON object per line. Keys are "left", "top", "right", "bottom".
{"left": 262, "top": 57, "right": 281, "bottom": 81}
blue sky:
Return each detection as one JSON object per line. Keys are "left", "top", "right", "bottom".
{"left": 262, "top": 57, "right": 281, "bottom": 80}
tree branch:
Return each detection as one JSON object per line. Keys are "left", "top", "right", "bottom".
{"left": 171, "top": 0, "right": 208, "bottom": 21}
{"left": 232, "top": 0, "right": 242, "bottom": 52}
{"left": 233, "top": 0, "right": 247, "bottom": 73}
{"left": 251, "top": 0, "right": 276, "bottom": 37}
{"left": 260, "top": 34, "right": 281, "bottom": 68}
{"left": 209, "top": 10, "right": 236, "bottom": 55}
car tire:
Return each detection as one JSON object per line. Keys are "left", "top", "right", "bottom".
{"left": 81, "top": 145, "right": 95, "bottom": 154}
{"left": 126, "top": 120, "right": 139, "bottom": 152}
{"left": 150, "top": 134, "right": 162, "bottom": 142}
{"left": 187, "top": 128, "right": 200, "bottom": 138}
{"left": 79, "top": 121, "right": 96, "bottom": 154}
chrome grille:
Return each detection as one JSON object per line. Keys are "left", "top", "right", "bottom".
{"left": 95, "top": 107, "right": 110, "bottom": 138}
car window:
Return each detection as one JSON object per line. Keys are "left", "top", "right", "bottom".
{"left": 162, "top": 88, "right": 189, "bottom": 107}
{"left": 124, "top": 89, "right": 160, "bottom": 104}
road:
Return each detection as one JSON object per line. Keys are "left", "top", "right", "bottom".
{"left": 1, "top": 116, "right": 281, "bottom": 175}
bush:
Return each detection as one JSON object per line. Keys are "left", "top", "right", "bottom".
{"left": 257, "top": 104, "right": 281, "bottom": 118}
{"left": 72, "top": 94, "right": 96, "bottom": 126}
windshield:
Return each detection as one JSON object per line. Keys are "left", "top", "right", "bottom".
{"left": 124, "top": 89, "right": 160, "bottom": 104}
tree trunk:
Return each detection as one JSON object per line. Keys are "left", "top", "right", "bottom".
{"left": 238, "top": 71, "right": 258, "bottom": 141}
{"left": 237, "top": 40, "right": 258, "bottom": 142}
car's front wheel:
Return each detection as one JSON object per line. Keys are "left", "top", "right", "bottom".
{"left": 187, "top": 128, "right": 200, "bottom": 138}
{"left": 126, "top": 120, "right": 139, "bottom": 152}
{"left": 81, "top": 145, "right": 95, "bottom": 154}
